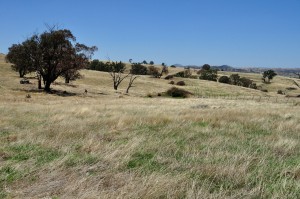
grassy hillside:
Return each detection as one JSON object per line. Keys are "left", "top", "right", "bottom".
{"left": 0, "top": 55, "right": 300, "bottom": 198}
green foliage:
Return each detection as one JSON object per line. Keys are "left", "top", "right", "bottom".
{"left": 166, "top": 87, "right": 192, "bottom": 98}
{"left": 174, "top": 69, "right": 191, "bottom": 78}
{"left": 174, "top": 71, "right": 185, "bottom": 77}
{"left": 218, "top": 76, "right": 230, "bottom": 84}
{"left": 107, "top": 61, "right": 126, "bottom": 73}
{"left": 7, "top": 27, "right": 97, "bottom": 91}
{"left": 230, "top": 74, "right": 240, "bottom": 85}
{"left": 262, "top": 70, "right": 277, "bottom": 83}
{"left": 199, "top": 69, "right": 218, "bottom": 81}
{"left": 149, "top": 61, "right": 154, "bottom": 65}
{"left": 202, "top": 64, "right": 211, "bottom": 71}
{"left": 130, "top": 63, "right": 148, "bottom": 75}
{"left": 142, "top": 60, "right": 148, "bottom": 64}
{"left": 89, "top": 59, "right": 110, "bottom": 72}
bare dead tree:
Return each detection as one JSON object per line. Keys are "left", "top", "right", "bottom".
{"left": 126, "top": 74, "right": 139, "bottom": 93}
{"left": 108, "top": 61, "right": 129, "bottom": 90}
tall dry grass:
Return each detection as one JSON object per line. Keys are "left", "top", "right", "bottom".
{"left": 0, "top": 56, "right": 300, "bottom": 198}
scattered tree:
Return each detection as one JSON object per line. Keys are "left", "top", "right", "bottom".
{"left": 218, "top": 76, "right": 230, "bottom": 84}
{"left": 129, "top": 58, "right": 133, "bottom": 63}
{"left": 202, "top": 64, "right": 211, "bottom": 71}
{"left": 6, "top": 42, "right": 35, "bottom": 77}
{"left": 142, "top": 60, "right": 148, "bottom": 64}
{"left": 7, "top": 27, "right": 97, "bottom": 91}
{"left": 126, "top": 74, "right": 139, "bottom": 93}
{"left": 162, "top": 63, "right": 166, "bottom": 66}
{"left": 199, "top": 69, "right": 217, "bottom": 81}
{"left": 262, "top": 70, "right": 277, "bottom": 83}
{"left": 107, "top": 61, "right": 129, "bottom": 90}
{"left": 149, "top": 61, "right": 154, "bottom": 65}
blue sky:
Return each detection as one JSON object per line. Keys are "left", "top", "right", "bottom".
{"left": 1, "top": 0, "right": 300, "bottom": 68}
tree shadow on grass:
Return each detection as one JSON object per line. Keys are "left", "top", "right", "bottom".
{"left": 25, "top": 88, "right": 77, "bottom": 97}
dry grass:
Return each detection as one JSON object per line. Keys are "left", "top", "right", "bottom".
{"left": 0, "top": 56, "right": 300, "bottom": 198}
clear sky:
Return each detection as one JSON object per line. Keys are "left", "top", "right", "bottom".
{"left": 1, "top": 0, "right": 300, "bottom": 68}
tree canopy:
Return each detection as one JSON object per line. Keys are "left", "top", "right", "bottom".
{"left": 7, "top": 28, "right": 97, "bottom": 91}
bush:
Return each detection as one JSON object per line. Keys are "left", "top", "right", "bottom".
{"left": 277, "top": 90, "right": 285, "bottom": 95}
{"left": 164, "top": 75, "right": 174, "bottom": 80}
{"left": 169, "top": 81, "right": 175, "bottom": 85}
{"left": 238, "top": 77, "right": 253, "bottom": 87}
{"left": 131, "top": 63, "right": 148, "bottom": 75}
{"left": 230, "top": 74, "right": 240, "bottom": 85}
{"left": 174, "top": 71, "right": 185, "bottom": 77}
{"left": 199, "top": 69, "right": 218, "bottom": 81}
{"left": 218, "top": 76, "right": 230, "bottom": 84}
{"left": 166, "top": 87, "right": 192, "bottom": 98}
{"left": 170, "top": 65, "right": 176, "bottom": 68}
{"left": 148, "top": 66, "right": 161, "bottom": 78}
{"left": 176, "top": 81, "right": 186, "bottom": 86}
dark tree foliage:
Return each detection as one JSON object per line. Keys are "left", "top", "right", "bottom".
{"left": 89, "top": 59, "right": 110, "bottom": 71}
{"left": 230, "top": 74, "right": 240, "bottom": 85}
{"left": 130, "top": 63, "right": 148, "bottom": 75}
{"left": 218, "top": 76, "right": 230, "bottom": 84}
{"left": 199, "top": 69, "right": 217, "bottom": 81}
{"left": 149, "top": 61, "right": 154, "bottom": 65}
{"left": 142, "top": 60, "right": 148, "bottom": 64}
{"left": 262, "top": 70, "right": 277, "bottom": 83}
{"left": 6, "top": 42, "right": 35, "bottom": 77}
{"left": 7, "top": 28, "right": 97, "bottom": 91}
{"left": 202, "top": 64, "right": 211, "bottom": 71}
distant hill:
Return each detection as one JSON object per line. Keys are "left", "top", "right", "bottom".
{"left": 172, "top": 63, "right": 300, "bottom": 78}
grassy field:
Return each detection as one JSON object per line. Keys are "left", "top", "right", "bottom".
{"left": 0, "top": 55, "right": 300, "bottom": 198}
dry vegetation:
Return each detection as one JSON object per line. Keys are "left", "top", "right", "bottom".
{"left": 0, "top": 54, "right": 300, "bottom": 198}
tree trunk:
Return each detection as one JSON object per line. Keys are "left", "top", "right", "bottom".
{"left": 114, "top": 84, "right": 118, "bottom": 90}
{"left": 44, "top": 81, "right": 51, "bottom": 92}
{"left": 19, "top": 69, "right": 25, "bottom": 78}
{"left": 38, "top": 79, "right": 42, "bottom": 89}
{"left": 65, "top": 78, "right": 70, "bottom": 84}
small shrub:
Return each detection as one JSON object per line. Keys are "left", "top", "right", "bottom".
{"left": 146, "top": 93, "right": 153, "bottom": 98}
{"left": 218, "top": 76, "right": 230, "bottom": 84}
{"left": 164, "top": 75, "right": 174, "bottom": 80}
{"left": 261, "top": 89, "right": 268, "bottom": 92}
{"left": 174, "top": 71, "right": 185, "bottom": 78}
{"left": 176, "top": 81, "right": 186, "bottom": 86}
{"left": 166, "top": 87, "right": 192, "bottom": 98}
{"left": 238, "top": 77, "right": 253, "bottom": 87}
{"left": 157, "top": 93, "right": 161, "bottom": 96}
{"left": 277, "top": 90, "right": 285, "bottom": 95}
{"left": 169, "top": 81, "right": 175, "bottom": 85}
{"left": 170, "top": 65, "right": 176, "bottom": 68}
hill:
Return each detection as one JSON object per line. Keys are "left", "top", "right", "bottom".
{"left": 0, "top": 55, "right": 300, "bottom": 198}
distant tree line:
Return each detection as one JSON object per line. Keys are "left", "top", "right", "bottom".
{"left": 88, "top": 60, "right": 169, "bottom": 78}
